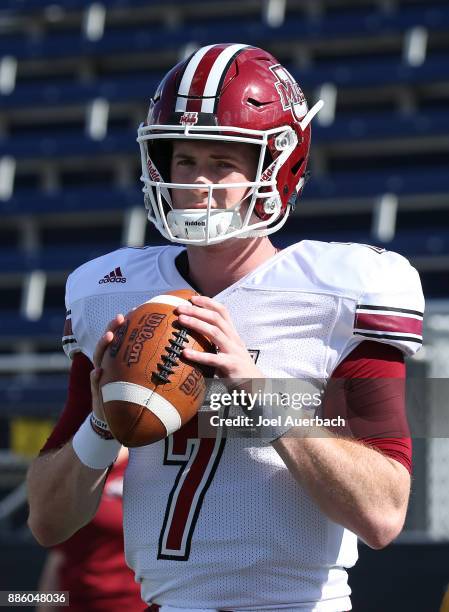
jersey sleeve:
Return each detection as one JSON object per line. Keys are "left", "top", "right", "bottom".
{"left": 62, "top": 273, "right": 81, "bottom": 359}
{"left": 323, "top": 340, "right": 412, "bottom": 473}
{"left": 39, "top": 352, "right": 93, "bottom": 453}
{"left": 354, "top": 249, "right": 424, "bottom": 356}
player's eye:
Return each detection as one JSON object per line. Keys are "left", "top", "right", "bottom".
{"left": 216, "top": 160, "right": 235, "bottom": 169}
{"left": 176, "top": 158, "right": 194, "bottom": 166}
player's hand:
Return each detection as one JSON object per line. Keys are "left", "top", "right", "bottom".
{"left": 91, "top": 314, "right": 125, "bottom": 420}
{"left": 176, "top": 295, "right": 263, "bottom": 380}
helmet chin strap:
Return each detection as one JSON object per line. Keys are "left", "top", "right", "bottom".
{"left": 164, "top": 184, "right": 285, "bottom": 243}
{"left": 167, "top": 208, "right": 243, "bottom": 241}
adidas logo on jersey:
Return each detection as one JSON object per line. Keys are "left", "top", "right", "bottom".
{"left": 99, "top": 267, "right": 127, "bottom": 284}
{"left": 185, "top": 220, "right": 206, "bottom": 226}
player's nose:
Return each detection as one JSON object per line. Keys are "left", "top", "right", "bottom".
{"left": 188, "top": 186, "right": 211, "bottom": 208}
{"left": 192, "top": 169, "right": 213, "bottom": 185}
{"left": 190, "top": 175, "right": 212, "bottom": 195}
{"left": 189, "top": 159, "right": 214, "bottom": 184}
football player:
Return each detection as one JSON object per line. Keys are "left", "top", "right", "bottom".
{"left": 27, "top": 44, "right": 424, "bottom": 611}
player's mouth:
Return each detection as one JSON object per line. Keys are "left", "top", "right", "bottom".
{"left": 185, "top": 202, "right": 218, "bottom": 209}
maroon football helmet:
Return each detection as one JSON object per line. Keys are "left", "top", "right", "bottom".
{"left": 137, "top": 43, "right": 323, "bottom": 244}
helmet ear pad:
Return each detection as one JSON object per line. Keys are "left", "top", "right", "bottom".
{"left": 147, "top": 140, "right": 175, "bottom": 215}
{"left": 267, "top": 128, "right": 309, "bottom": 222}
{"left": 253, "top": 135, "right": 306, "bottom": 224}
{"left": 253, "top": 145, "right": 275, "bottom": 221}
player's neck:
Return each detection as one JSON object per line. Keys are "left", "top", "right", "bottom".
{"left": 185, "top": 236, "right": 278, "bottom": 297}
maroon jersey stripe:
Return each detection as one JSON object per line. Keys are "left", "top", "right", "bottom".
{"left": 355, "top": 312, "right": 423, "bottom": 336}
{"left": 63, "top": 317, "right": 73, "bottom": 337}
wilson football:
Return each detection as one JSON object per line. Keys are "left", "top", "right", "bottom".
{"left": 100, "top": 289, "right": 214, "bottom": 446}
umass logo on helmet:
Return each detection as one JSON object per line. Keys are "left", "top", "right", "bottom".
{"left": 269, "top": 64, "right": 308, "bottom": 122}
{"left": 180, "top": 112, "right": 198, "bottom": 126}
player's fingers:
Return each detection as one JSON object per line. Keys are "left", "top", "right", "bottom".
{"left": 90, "top": 367, "right": 107, "bottom": 419}
{"left": 182, "top": 347, "right": 223, "bottom": 368}
{"left": 93, "top": 330, "right": 114, "bottom": 368}
{"left": 90, "top": 367, "right": 101, "bottom": 398}
{"left": 106, "top": 313, "right": 125, "bottom": 332}
{"left": 177, "top": 304, "right": 231, "bottom": 337}
{"left": 90, "top": 366, "right": 102, "bottom": 385}
{"left": 189, "top": 295, "right": 233, "bottom": 324}
{"left": 182, "top": 348, "right": 239, "bottom": 379}
{"left": 178, "top": 314, "right": 230, "bottom": 352}
{"left": 93, "top": 314, "right": 125, "bottom": 367}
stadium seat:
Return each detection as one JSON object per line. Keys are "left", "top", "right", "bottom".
{"left": 2, "top": 4, "right": 449, "bottom": 61}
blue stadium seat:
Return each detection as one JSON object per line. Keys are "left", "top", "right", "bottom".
{"left": 0, "top": 374, "right": 68, "bottom": 418}
{"left": 0, "top": 245, "right": 118, "bottom": 273}
{"left": 0, "top": 310, "right": 63, "bottom": 339}
{"left": 0, "top": 186, "right": 141, "bottom": 216}
{"left": 0, "top": 74, "right": 163, "bottom": 109}
{"left": 293, "top": 52, "right": 449, "bottom": 89}
{"left": 313, "top": 110, "right": 449, "bottom": 143}
{"left": 1, "top": 4, "right": 449, "bottom": 61}
{"left": 0, "top": 128, "right": 136, "bottom": 158}
{"left": 305, "top": 168, "right": 449, "bottom": 199}
{"left": 1, "top": 0, "right": 217, "bottom": 12}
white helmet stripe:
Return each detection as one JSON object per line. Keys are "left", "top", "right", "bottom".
{"left": 175, "top": 44, "right": 249, "bottom": 114}
{"left": 201, "top": 43, "right": 248, "bottom": 113}
{"left": 175, "top": 45, "right": 215, "bottom": 112}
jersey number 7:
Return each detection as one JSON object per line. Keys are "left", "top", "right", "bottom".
{"left": 157, "top": 414, "right": 227, "bottom": 561}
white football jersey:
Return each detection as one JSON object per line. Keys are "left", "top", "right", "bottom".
{"left": 63, "top": 241, "right": 424, "bottom": 612}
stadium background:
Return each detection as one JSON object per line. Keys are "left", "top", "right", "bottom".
{"left": 0, "top": 0, "right": 449, "bottom": 609}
